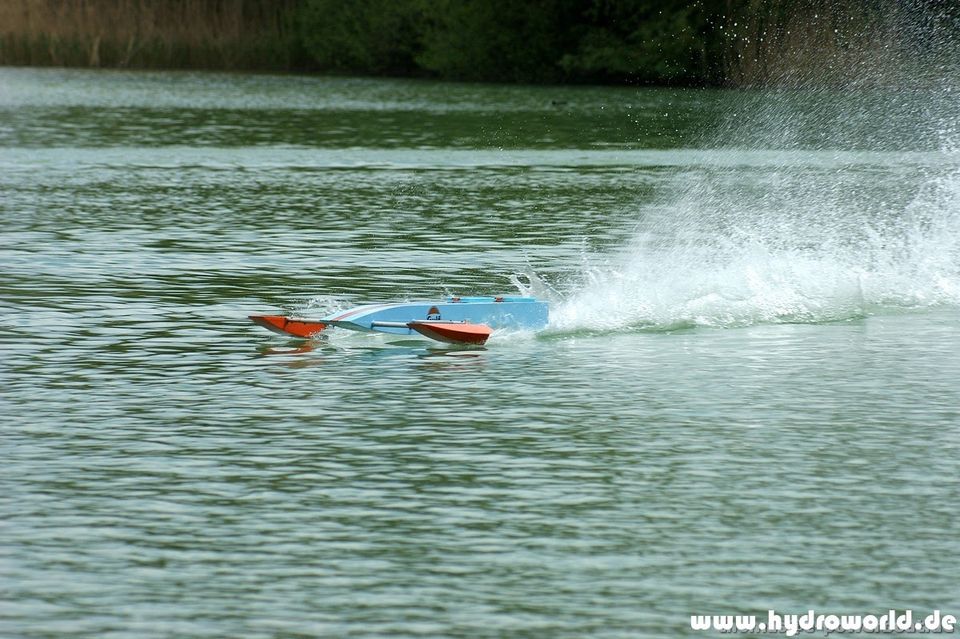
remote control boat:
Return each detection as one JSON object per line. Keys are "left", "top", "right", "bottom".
{"left": 250, "top": 296, "right": 549, "bottom": 346}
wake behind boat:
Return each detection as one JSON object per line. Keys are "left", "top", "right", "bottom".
{"left": 250, "top": 296, "right": 549, "bottom": 345}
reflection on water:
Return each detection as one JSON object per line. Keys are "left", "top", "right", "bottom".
{"left": 257, "top": 340, "right": 322, "bottom": 357}
{"left": 2, "top": 68, "right": 959, "bottom": 638}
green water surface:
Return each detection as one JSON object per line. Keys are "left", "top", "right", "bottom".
{"left": 1, "top": 68, "right": 959, "bottom": 638}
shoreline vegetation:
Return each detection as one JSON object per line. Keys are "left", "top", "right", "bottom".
{"left": 0, "top": 0, "right": 955, "bottom": 87}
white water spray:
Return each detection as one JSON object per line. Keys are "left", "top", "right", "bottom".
{"left": 520, "top": 4, "right": 960, "bottom": 333}
{"left": 525, "top": 160, "right": 960, "bottom": 333}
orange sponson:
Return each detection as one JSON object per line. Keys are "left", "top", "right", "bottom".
{"left": 249, "top": 315, "right": 327, "bottom": 338}
{"left": 408, "top": 321, "right": 492, "bottom": 345}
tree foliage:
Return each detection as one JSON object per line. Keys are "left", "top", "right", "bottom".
{"left": 416, "top": 0, "right": 583, "bottom": 83}
{"left": 298, "top": 0, "right": 424, "bottom": 74}
{"left": 558, "top": 1, "right": 719, "bottom": 83}
{"left": 297, "top": 0, "right": 728, "bottom": 84}
{"left": 296, "top": 0, "right": 960, "bottom": 86}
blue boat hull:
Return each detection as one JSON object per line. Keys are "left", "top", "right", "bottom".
{"left": 321, "top": 296, "right": 549, "bottom": 335}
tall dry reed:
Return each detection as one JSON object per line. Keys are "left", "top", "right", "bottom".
{"left": 0, "top": 0, "right": 305, "bottom": 70}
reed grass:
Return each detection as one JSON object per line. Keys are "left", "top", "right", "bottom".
{"left": 0, "top": 0, "right": 306, "bottom": 70}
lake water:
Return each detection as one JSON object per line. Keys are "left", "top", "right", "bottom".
{"left": 2, "top": 67, "right": 959, "bottom": 637}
